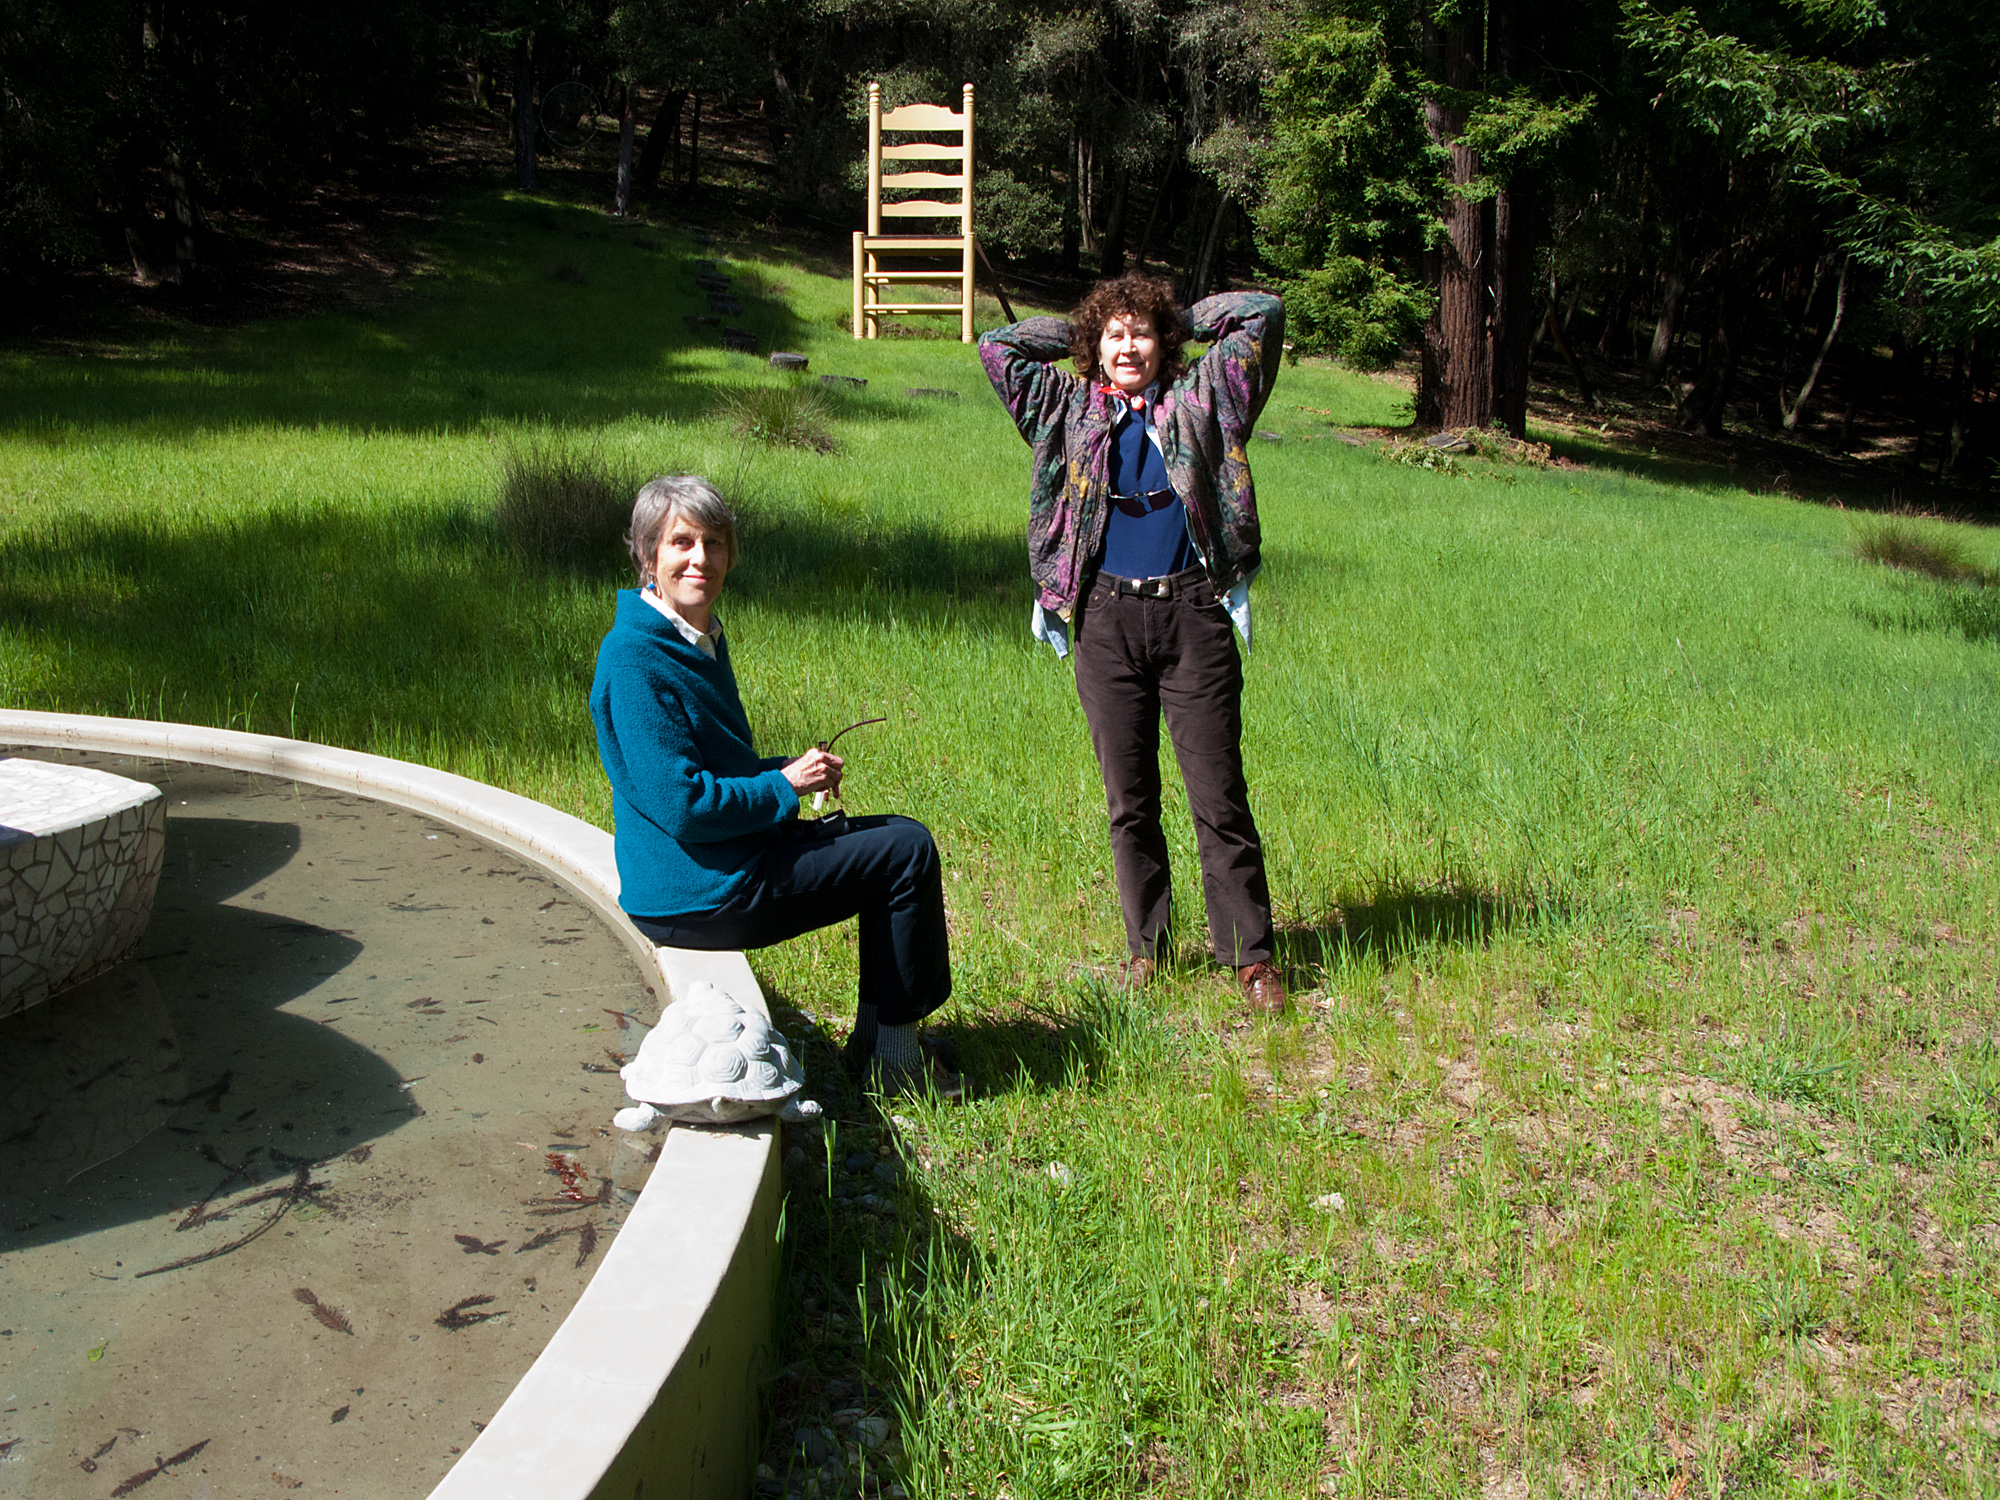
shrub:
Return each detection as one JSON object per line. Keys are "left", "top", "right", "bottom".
{"left": 717, "top": 384, "right": 836, "bottom": 453}
{"left": 495, "top": 440, "right": 639, "bottom": 573}
{"left": 1855, "top": 517, "right": 1995, "bottom": 586}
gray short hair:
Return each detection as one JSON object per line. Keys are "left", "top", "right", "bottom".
{"left": 626, "top": 475, "right": 738, "bottom": 583}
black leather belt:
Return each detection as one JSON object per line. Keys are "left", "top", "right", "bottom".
{"left": 1102, "top": 565, "right": 1205, "bottom": 600}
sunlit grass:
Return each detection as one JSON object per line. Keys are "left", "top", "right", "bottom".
{"left": 4, "top": 183, "right": 1998, "bottom": 1499}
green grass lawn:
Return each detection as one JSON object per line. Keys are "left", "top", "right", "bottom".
{"left": 4, "top": 187, "right": 1998, "bottom": 1500}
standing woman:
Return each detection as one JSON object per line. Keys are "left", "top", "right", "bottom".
{"left": 980, "top": 275, "right": 1287, "bottom": 1012}
{"left": 589, "top": 475, "right": 963, "bottom": 1097}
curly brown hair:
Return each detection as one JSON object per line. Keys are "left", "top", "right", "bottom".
{"left": 1069, "top": 272, "right": 1189, "bottom": 386}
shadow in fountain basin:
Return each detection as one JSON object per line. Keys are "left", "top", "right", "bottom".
{"left": 0, "top": 814, "right": 407, "bottom": 1251}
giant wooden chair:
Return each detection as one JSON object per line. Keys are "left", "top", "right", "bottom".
{"left": 851, "top": 82, "right": 975, "bottom": 342}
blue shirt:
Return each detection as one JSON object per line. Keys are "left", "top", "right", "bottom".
{"left": 1098, "top": 390, "right": 1195, "bottom": 579}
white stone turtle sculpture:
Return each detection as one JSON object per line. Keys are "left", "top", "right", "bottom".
{"left": 612, "top": 981, "right": 822, "bottom": 1128}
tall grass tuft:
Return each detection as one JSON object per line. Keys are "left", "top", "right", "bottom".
{"left": 494, "top": 439, "right": 638, "bottom": 573}
{"left": 717, "top": 384, "right": 836, "bottom": 454}
{"left": 1854, "top": 516, "right": 1994, "bottom": 585}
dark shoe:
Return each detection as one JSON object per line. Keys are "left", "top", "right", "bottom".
{"left": 922, "top": 1030, "right": 962, "bottom": 1073}
{"left": 844, "top": 1027, "right": 960, "bottom": 1079}
{"left": 840, "top": 1024, "right": 874, "bottom": 1080}
{"left": 1236, "top": 961, "right": 1288, "bottom": 1015}
{"left": 867, "top": 1055, "right": 968, "bottom": 1103}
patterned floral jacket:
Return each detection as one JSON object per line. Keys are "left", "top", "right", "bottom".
{"left": 978, "top": 292, "right": 1284, "bottom": 621}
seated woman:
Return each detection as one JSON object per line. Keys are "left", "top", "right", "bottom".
{"left": 589, "top": 475, "right": 962, "bottom": 1099}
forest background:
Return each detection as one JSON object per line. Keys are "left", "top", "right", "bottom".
{"left": 2, "top": 0, "right": 1997, "bottom": 484}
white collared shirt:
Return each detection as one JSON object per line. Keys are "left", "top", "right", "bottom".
{"left": 639, "top": 586, "right": 722, "bottom": 659}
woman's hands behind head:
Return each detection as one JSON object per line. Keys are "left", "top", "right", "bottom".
{"left": 782, "top": 748, "right": 844, "bottom": 797}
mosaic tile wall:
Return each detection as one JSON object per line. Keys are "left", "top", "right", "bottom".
{"left": 1, "top": 757, "right": 166, "bottom": 1018}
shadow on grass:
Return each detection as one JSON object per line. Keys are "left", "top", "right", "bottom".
{"left": 734, "top": 510, "right": 1027, "bottom": 616}
{"left": 0, "top": 196, "right": 896, "bottom": 438}
{"left": 1278, "top": 883, "right": 1540, "bottom": 973}
{"left": 758, "top": 990, "right": 975, "bottom": 1493}
{"left": 1856, "top": 580, "right": 2000, "bottom": 646}
{"left": 0, "top": 501, "right": 1032, "bottom": 760}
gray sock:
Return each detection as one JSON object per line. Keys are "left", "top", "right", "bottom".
{"left": 850, "top": 1002, "right": 879, "bottom": 1052}
{"left": 875, "top": 1022, "right": 921, "bottom": 1069}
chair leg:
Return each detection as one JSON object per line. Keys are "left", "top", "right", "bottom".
{"left": 961, "top": 236, "right": 975, "bottom": 342}
{"left": 851, "top": 233, "right": 864, "bottom": 341}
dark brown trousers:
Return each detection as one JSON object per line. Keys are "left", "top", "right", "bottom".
{"left": 1072, "top": 571, "right": 1275, "bottom": 967}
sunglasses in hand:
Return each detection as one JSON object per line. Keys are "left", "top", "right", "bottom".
{"left": 808, "top": 717, "right": 888, "bottom": 825}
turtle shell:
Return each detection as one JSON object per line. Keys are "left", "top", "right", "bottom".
{"left": 620, "top": 981, "right": 805, "bottom": 1110}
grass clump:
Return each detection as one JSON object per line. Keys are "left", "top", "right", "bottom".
{"left": 718, "top": 383, "right": 836, "bottom": 453}
{"left": 494, "top": 438, "right": 638, "bottom": 573}
{"left": 1855, "top": 515, "right": 1995, "bottom": 585}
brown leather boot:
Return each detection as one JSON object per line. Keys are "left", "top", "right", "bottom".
{"left": 1236, "top": 961, "right": 1288, "bottom": 1015}
{"left": 1117, "top": 955, "right": 1156, "bottom": 988}
{"left": 1070, "top": 955, "right": 1155, "bottom": 988}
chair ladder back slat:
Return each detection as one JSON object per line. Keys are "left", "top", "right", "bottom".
{"left": 855, "top": 81, "right": 976, "bottom": 342}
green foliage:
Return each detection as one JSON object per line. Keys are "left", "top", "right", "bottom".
{"left": 975, "top": 169, "right": 1066, "bottom": 258}
{"left": 1622, "top": 0, "right": 2000, "bottom": 351}
{"left": 1256, "top": 0, "right": 1587, "bottom": 366}
{"left": 1456, "top": 86, "right": 1595, "bottom": 188}
{"left": 1280, "top": 256, "right": 1431, "bottom": 370}
{"left": 1377, "top": 435, "right": 1469, "bottom": 475}
{"left": 1256, "top": 3, "right": 1436, "bottom": 362}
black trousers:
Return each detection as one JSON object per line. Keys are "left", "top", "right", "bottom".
{"left": 1072, "top": 572, "right": 1275, "bottom": 967}
{"left": 631, "top": 814, "right": 951, "bottom": 1027}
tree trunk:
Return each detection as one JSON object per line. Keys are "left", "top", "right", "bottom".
{"left": 1542, "top": 281, "right": 1602, "bottom": 412}
{"left": 1060, "top": 160, "right": 1081, "bottom": 276}
{"left": 1133, "top": 159, "right": 1174, "bottom": 270}
{"left": 1189, "top": 188, "right": 1232, "bottom": 302}
{"left": 1100, "top": 168, "right": 1129, "bottom": 278}
{"left": 1420, "top": 13, "right": 1491, "bottom": 430}
{"left": 614, "top": 85, "right": 636, "bottom": 217}
{"left": 1643, "top": 223, "right": 1688, "bottom": 386}
{"left": 635, "top": 90, "right": 684, "bottom": 192}
{"left": 1942, "top": 343, "right": 1970, "bottom": 476}
{"left": 1685, "top": 280, "right": 1741, "bottom": 438}
{"left": 1839, "top": 343, "right": 1867, "bottom": 451}
{"left": 687, "top": 94, "right": 701, "bottom": 195}
{"left": 164, "top": 143, "right": 198, "bottom": 285}
{"left": 513, "top": 39, "right": 537, "bottom": 191}
{"left": 1492, "top": 175, "right": 1537, "bottom": 438}
{"left": 1077, "top": 135, "right": 1099, "bottom": 258}
{"left": 1779, "top": 255, "right": 1849, "bottom": 431}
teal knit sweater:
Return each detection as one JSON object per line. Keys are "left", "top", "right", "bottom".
{"left": 589, "top": 590, "right": 799, "bottom": 918}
